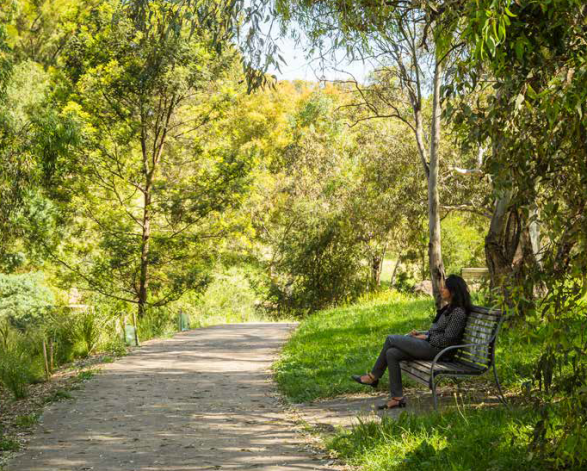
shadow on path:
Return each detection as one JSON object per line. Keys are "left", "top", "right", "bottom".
{"left": 7, "top": 324, "right": 337, "bottom": 471}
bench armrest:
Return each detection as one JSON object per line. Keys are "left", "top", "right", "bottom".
{"left": 430, "top": 342, "right": 491, "bottom": 376}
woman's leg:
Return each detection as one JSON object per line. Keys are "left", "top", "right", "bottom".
{"left": 386, "top": 347, "right": 410, "bottom": 397}
{"left": 371, "top": 334, "right": 441, "bottom": 396}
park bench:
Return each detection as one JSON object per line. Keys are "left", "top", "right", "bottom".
{"left": 400, "top": 305, "right": 506, "bottom": 410}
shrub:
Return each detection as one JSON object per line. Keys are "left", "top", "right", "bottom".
{"left": 0, "top": 346, "right": 34, "bottom": 399}
{"left": 137, "top": 306, "right": 176, "bottom": 341}
{"left": 72, "top": 308, "right": 104, "bottom": 357}
{"left": 268, "top": 215, "right": 369, "bottom": 314}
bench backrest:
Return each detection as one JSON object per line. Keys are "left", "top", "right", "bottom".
{"left": 453, "top": 306, "right": 503, "bottom": 371}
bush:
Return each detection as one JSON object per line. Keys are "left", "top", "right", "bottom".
{"left": 192, "top": 265, "right": 266, "bottom": 325}
{"left": 137, "top": 306, "right": 177, "bottom": 341}
{"left": 72, "top": 308, "right": 104, "bottom": 357}
{"left": 268, "top": 215, "right": 369, "bottom": 314}
{"left": 0, "top": 345, "right": 34, "bottom": 399}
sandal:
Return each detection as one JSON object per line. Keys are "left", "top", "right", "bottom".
{"left": 351, "top": 373, "right": 379, "bottom": 388}
{"left": 377, "top": 397, "right": 407, "bottom": 410}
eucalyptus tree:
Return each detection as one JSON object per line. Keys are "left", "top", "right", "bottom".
{"left": 57, "top": 0, "right": 255, "bottom": 319}
{"left": 450, "top": 1, "right": 587, "bottom": 465}
{"left": 270, "top": 0, "right": 464, "bottom": 306}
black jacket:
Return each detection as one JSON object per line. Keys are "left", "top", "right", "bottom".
{"left": 426, "top": 305, "right": 468, "bottom": 350}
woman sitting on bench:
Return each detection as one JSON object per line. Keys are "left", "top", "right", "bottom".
{"left": 352, "top": 274, "right": 472, "bottom": 410}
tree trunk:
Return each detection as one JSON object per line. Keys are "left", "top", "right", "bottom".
{"left": 138, "top": 180, "right": 151, "bottom": 319}
{"left": 42, "top": 339, "right": 50, "bottom": 379}
{"left": 428, "top": 56, "right": 446, "bottom": 308}
{"left": 485, "top": 188, "right": 524, "bottom": 306}
{"left": 414, "top": 108, "right": 430, "bottom": 178}
{"left": 390, "top": 256, "right": 401, "bottom": 287}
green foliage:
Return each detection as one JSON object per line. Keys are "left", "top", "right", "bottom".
{"left": 43, "top": 388, "right": 72, "bottom": 403}
{"left": 0, "top": 272, "right": 54, "bottom": 331}
{"left": 14, "top": 413, "right": 39, "bottom": 428}
{"left": 136, "top": 306, "right": 178, "bottom": 341}
{"left": 450, "top": 1, "right": 587, "bottom": 467}
{"left": 441, "top": 214, "right": 486, "bottom": 275}
{"left": 191, "top": 265, "right": 268, "bottom": 326}
{"left": 269, "top": 214, "right": 369, "bottom": 313}
{"left": 71, "top": 312, "right": 100, "bottom": 357}
{"left": 0, "top": 436, "right": 20, "bottom": 452}
{"left": 75, "top": 369, "right": 96, "bottom": 382}
{"left": 53, "top": 0, "right": 254, "bottom": 319}
{"left": 0, "top": 343, "right": 35, "bottom": 399}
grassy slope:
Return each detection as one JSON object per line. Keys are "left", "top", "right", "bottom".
{"left": 274, "top": 291, "right": 548, "bottom": 471}
{"left": 274, "top": 291, "right": 434, "bottom": 403}
{"left": 275, "top": 291, "right": 538, "bottom": 403}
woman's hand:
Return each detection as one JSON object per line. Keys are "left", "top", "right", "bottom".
{"left": 409, "top": 330, "right": 427, "bottom": 340}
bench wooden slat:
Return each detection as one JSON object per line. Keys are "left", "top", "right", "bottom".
{"left": 467, "top": 317, "right": 497, "bottom": 328}
{"left": 469, "top": 306, "right": 501, "bottom": 317}
{"left": 454, "top": 357, "right": 490, "bottom": 371}
{"left": 463, "top": 335, "right": 493, "bottom": 345}
{"left": 455, "top": 351, "right": 491, "bottom": 367}
{"left": 408, "top": 360, "right": 481, "bottom": 374}
{"left": 455, "top": 349, "right": 491, "bottom": 364}
{"left": 469, "top": 311, "right": 500, "bottom": 321}
{"left": 465, "top": 323, "right": 495, "bottom": 334}
{"left": 463, "top": 328, "right": 493, "bottom": 337}
{"left": 400, "top": 365, "right": 432, "bottom": 386}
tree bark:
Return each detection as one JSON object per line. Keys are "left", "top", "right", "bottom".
{"left": 42, "top": 338, "right": 50, "bottom": 379}
{"left": 428, "top": 56, "right": 446, "bottom": 308}
{"left": 484, "top": 188, "right": 525, "bottom": 308}
{"left": 390, "top": 256, "right": 401, "bottom": 287}
{"left": 138, "top": 122, "right": 153, "bottom": 320}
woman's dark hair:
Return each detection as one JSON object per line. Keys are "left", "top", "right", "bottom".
{"left": 446, "top": 274, "right": 472, "bottom": 311}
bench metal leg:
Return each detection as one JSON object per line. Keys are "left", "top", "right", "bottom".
{"left": 492, "top": 362, "right": 508, "bottom": 407}
{"left": 431, "top": 376, "right": 439, "bottom": 411}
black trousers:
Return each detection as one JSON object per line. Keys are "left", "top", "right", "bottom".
{"left": 371, "top": 334, "right": 441, "bottom": 397}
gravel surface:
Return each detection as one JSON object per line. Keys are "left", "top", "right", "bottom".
{"left": 6, "top": 324, "right": 339, "bottom": 471}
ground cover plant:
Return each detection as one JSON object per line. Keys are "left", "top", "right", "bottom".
{"left": 327, "top": 407, "right": 541, "bottom": 471}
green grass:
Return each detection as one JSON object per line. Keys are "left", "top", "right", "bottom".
{"left": 274, "top": 291, "right": 541, "bottom": 403}
{"left": 0, "top": 437, "right": 20, "bottom": 452}
{"left": 43, "top": 389, "right": 73, "bottom": 403}
{"left": 274, "top": 291, "right": 436, "bottom": 402}
{"left": 274, "top": 290, "right": 550, "bottom": 471}
{"left": 327, "top": 407, "right": 543, "bottom": 471}
{"left": 14, "top": 413, "right": 39, "bottom": 428}
{"left": 76, "top": 369, "right": 97, "bottom": 382}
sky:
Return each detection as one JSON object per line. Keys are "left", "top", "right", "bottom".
{"left": 266, "top": 32, "right": 374, "bottom": 84}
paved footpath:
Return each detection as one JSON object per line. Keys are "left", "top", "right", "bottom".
{"left": 8, "top": 324, "right": 337, "bottom": 471}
